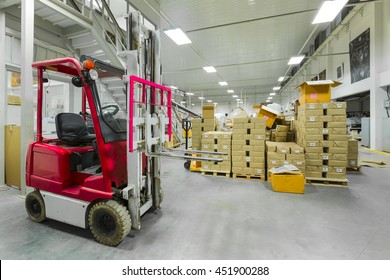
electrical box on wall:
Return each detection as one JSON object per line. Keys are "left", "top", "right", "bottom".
{"left": 385, "top": 100, "right": 390, "bottom": 108}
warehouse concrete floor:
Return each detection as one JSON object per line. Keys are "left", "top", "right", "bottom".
{"left": 0, "top": 148, "right": 389, "bottom": 260}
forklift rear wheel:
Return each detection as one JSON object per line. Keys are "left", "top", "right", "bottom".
{"left": 25, "top": 190, "right": 46, "bottom": 223}
{"left": 184, "top": 161, "right": 191, "bottom": 170}
{"left": 88, "top": 200, "right": 131, "bottom": 246}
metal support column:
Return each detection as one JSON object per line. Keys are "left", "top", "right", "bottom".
{"left": 0, "top": 10, "right": 6, "bottom": 186}
{"left": 20, "top": 0, "right": 35, "bottom": 195}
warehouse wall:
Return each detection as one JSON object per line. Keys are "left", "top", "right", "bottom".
{"left": 281, "top": 2, "right": 390, "bottom": 150}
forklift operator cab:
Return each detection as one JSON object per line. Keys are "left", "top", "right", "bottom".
{"left": 25, "top": 56, "right": 134, "bottom": 246}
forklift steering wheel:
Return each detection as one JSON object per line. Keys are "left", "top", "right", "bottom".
{"left": 102, "top": 104, "right": 120, "bottom": 116}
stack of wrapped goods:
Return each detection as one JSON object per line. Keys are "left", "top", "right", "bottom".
{"left": 266, "top": 142, "right": 305, "bottom": 180}
{"left": 231, "top": 117, "right": 266, "bottom": 179}
{"left": 201, "top": 131, "right": 232, "bottom": 177}
{"left": 347, "top": 139, "right": 360, "bottom": 171}
{"left": 296, "top": 102, "right": 348, "bottom": 184}
{"left": 191, "top": 105, "right": 216, "bottom": 150}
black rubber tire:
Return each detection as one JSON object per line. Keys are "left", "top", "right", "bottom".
{"left": 88, "top": 200, "right": 131, "bottom": 246}
{"left": 184, "top": 161, "right": 191, "bottom": 170}
{"left": 25, "top": 190, "right": 46, "bottom": 223}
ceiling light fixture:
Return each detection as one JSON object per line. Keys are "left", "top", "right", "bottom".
{"left": 207, "top": 100, "right": 212, "bottom": 103}
{"left": 268, "top": 97, "right": 273, "bottom": 100}
{"left": 191, "top": 103, "right": 195, "bottom": 106}
{"left": 273, "top": 86, "right": 281, "bottom": 91}
{"left": 186, "top": 92, "right": 194, "bottom": 96}
{"left": 270, "top": 93, "right": 276, "bottom": 96}
{"left": 203, "top": 66, "right": 217, "bottom": 73}
{"left": 278, "top": 76, "right": 286, "bottom": 82}
{"left": 170, "top": 86, "right": 178, "bottom": 90}
{"left": 232, "top": 95, "right": 238, "bottom": 98}
{"left": 219, "top": 81, "right": 228, "bottom": 86}
{"left": 236, "top": 99, "right": 241, "bottom": 101}
{"left": 227, "top": 89, "right": 234, "bottom": 93}
{"left": 312, "top": 0, "right": 348, "bottom": 24}
{"left": 198, "top": 97, "right": 205, "bottom": 100}
{"left": 266, "top": 100, "right": 271, "bottom": 103}
{"left": 214, "top": 102, "right": 218, "bottom": 105}
{"left": 288, "top": 55, "right": 305, "bottom": 65}
{"left": 164, "top": 28, "right": 192, "bottom": 45}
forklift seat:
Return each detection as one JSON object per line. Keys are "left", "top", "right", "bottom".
{"left": 55, "top": 113, "right": 96, "bottom": 146}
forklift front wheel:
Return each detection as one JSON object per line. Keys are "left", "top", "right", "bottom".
{"left": 184, "top": 161, "right": 191, "bottom": 170}
{"left": 88, "top": 200, "right": 131, "bottom": 246}
{"left": 25, "top": 190, "right": 46, "bottom": 223}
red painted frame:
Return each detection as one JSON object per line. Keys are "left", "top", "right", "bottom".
{"left": 129, "top": 75, "right": 172, "bottom": 152}
{"left": 28, "top": 57, "right": 127, "bottom": 202}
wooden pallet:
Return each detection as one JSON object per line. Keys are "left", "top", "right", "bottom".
{"left": 201, "top": 171, "right": 231, "bottom": 178}
{"left": 305, "top": 177, "right": 348, "bottom": 187}
{"left": 347, "top": 166, "right": 362, "bottom": 174}
{"left": 232, "top": 173, "right": 265, "bottom": 181}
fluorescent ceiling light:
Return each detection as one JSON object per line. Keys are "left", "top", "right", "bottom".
{"left": 198, "top": 97, "right": 205, "bottom": 100}
{"left": 219, "top": 81, "right": 228, "bottom": 86}
{"left": 270, "top": 93, "right": 276, "bottom": 96}
{"left": 186, "top": 92, "right": 194, "bottom": 96}
{"left": 164, "top": 28, "right": 192, "bottom": 45}
{"left": 227, "top": 89, "right": 234, "bottom": 93}
{"left": 268, "top": 97, "right": 273, "bottom": 100}
{"left": 266, "top": 100, "right": 271, "bottom": 103}
{"left": 312, "top": 0, "right": 348, "bottom": 24}
{"left": 203, "top": 66, "right": 217, "bottom": 73}
{"left": 191, "top": 103, "right": 195, "bottom": 106}
{"left": 278, "top": 76, "right": 286, "bottom": 82}
{"left": 232, "top": 95, "right": 238, "bottom": 98}
{"left": 207, "top": 100, "right": 212, "bottom": 103}
{"left": 213, "top": 102, "right": 218, "bottom": 105}
{"left": 288, "top": 55, "right": 305, "bottom": 65}
{"left": 170, "top": 86, "right": 178, "bottom": 90}
{"left": 236, "top": 99, "right": 241, "bottom": 101}
{"left": 273, "top": 86, "right": 281, "bottom": 91}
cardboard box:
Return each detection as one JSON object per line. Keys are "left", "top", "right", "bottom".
{"left": 319, "top": 115, "right": 333, "bottom": 122}
{"left": 270, "top": 172, "right": 305, "bottom": 194}
{"left": 268, "top": 152, "right": 286, "bottom": 160}
{"left": 305, "top": 171, "right": 322, "bottom": 178}
{"left": 257, "top": 106, "right": 279, "bottom": 128}
{"left": 298, "top": 80, "right": 341, "bottom": 104}
{"left": 331, "top": 102, "right": 347, "bottom": 109}
{"left": 276, "top": 125, "right": 289, "bottom": 132}
{"left": 202, "top": 105, "right": 215, "bottom": 119}
{"left": 326, "top": 173, "right": 346, "bottom": 179}
{"left": 321, "top": 140, "right": 334, "bottom": 147}
{"left": 348, "top": 139, "right": 359, "bottom": 148}
{"left": 233, "top": 118, "right": 249, "bottom": 124}
{"left": 250, "top": 117, "right": 266, "bottom": 124}
{"left": 275, "top": 136, "right": 287, "bottom": 142}
{"left": 286, "top": 154, "right": 304, "bottom": 161}
{"left": 329, "top": 128, "right": 347, "bottom": 135}
{"left": 327, "top": 122, "right": 346, "bottom": 128}
{"left": 329, "top": 134, "right": 348, "bottom": 141}
{"left": 305, "top": 147, "right": 323, "bottom": 153}
{"left": 329, "top": 147, "right": 348, "bottom": 154}
{"left": 306, "top": 159, "right": 323, "bottom": 166}
{"left": 327, "top": 108, "right": 347, "bottom": 116}
{"left": 305, "top": 103, "right": 319, "bottom": 110}
{"left": 304, "top": 122, "right": 324, "bottom": 128}
{"left": 244, "top": 123, "right": 255, "bottom": 129}
{"left": 329, "top": 160, "right": 348, "bottom": 167}
{"left": 305, "top": 134, "right": 323, "bottom": 141}
{"left": 319, "top": 102, "right": 331, "bottom": 109}
{"left": 332, "top": 115, "right": 347, "bottom": 122}
{"left": 333, "top": 154, "right": 348, "bottom": 161}
{"left": 305, "top": 153, "right": 320, "bottom": 159}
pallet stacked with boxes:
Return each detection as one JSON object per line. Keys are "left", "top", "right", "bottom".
{"left": 191, "top": 105, "right": 216, "bottom": 150}
{"left": 201, "top": 131, "right": 232, "bottom": 176}
{"left": 347, "top": 139, "right": 360, "bottom": 172}
{"left": 296, "top": 102, "right": 348, "bottom": 184}
{"left": 266, "top": 142, "right": 305, "bottom": 180}
{"left": 231, "top": 117, "right": 266, "bottom": 179}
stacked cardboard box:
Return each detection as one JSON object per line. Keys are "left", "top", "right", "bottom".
{"left": 296, "top": 102, "right": 348, "bottom": 180}
{"left": 266, "top": 142, "right": 305, "bottom": 180}
{"left": 348, "top": 139, "right": 359, "bottom": 168}
{"left": 275, "top": 125, "right": 289, "bottom": 142}
{"left": 231, "top": 117, "right": 266, "bottom": 178}
{"left": 201, "top": 131, "right": 232, "bottom": 173}
{"left": 191, "top": 106, "right": 216, "bottom": 149}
